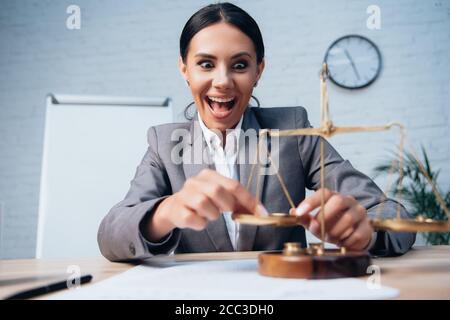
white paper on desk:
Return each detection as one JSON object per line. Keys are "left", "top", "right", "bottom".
{"left": 49, "top": 259, "right": 398, "bottom": 300}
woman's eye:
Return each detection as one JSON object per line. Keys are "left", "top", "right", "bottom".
{"left": 197, "top": 60, "right": 248, "bottom": 70}
{"left": 233, "top": 61, "right": 248, "bottom": 70}
{"left": 198, "top": 61, "right": 213, "bottom": 69}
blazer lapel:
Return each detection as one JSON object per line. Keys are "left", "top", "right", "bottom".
{"left": 237, "top": 108, "right": 266, "bottom": 251}
{"left": 181, "top": 115, "right": 211, "bottom": 179}
{"left": 182, "top": 115, "right": 233, "bottom": 252}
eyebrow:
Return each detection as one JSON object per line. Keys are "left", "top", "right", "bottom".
{"left": 194, "top": 51, "right": 252, "bottom": 59}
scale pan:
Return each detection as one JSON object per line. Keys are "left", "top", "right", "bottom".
{"left": 371, "top": 217, "right": 450, "bottom": 232}
{"left": 232, "top": 213, "right": 300, "bottom": 226}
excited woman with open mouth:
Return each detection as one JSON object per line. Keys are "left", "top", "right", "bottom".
{"left": 98, "top": 2, "right": 415, "bottom": 261}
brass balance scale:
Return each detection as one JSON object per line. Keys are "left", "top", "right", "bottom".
{"left": 232, "top": 63, "right": 450, "bottom": 279}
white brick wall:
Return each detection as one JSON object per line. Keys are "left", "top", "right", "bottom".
{"left": 0, "top": 0, "right": 449, "bottom": 258}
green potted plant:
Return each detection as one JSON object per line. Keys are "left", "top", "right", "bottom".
{"left": 373, "top": 146, "right": 450, "bottom": 245}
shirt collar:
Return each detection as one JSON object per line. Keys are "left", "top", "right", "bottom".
{"left": 197, "top": 112, "right": 243, "bottom": 153}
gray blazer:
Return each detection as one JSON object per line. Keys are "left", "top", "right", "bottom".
{"left": 98, "top": 106, "right": 415, "bottom": 262}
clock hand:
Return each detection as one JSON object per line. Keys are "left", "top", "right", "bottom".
{"left": 344, "top": 49, "right": 361, "bottom": 80}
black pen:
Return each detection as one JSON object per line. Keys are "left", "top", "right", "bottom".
{"left": 4, "top": 274, "right": 93, "bottom": 300}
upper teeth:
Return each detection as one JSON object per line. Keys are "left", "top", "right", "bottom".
{"left": 208, "top": 96, "right": 235, "bottom": 103}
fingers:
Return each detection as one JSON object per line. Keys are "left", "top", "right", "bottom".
{"left": 293, "top": 188, "right": 338, "bottom": 232}
{"left": 327, "top": 203, "right": 366, "bottom": 241}
{"left": 309, "top": 219, "right": 321, "bottom": 235}
{"left": 327, "top": 213, "right": 355, "bottom": 239}
{"left": 290, "top": 207, "right": 311, "bottom": 227}
{"left": 178, "top": 185, "right": 221, "bottom": 221}
{"left": 339, "top": 218, "right": 373, "bottom": 250}
{"left": 174, "top": 169, "right": 268, "bottom": 231}
{"left": 294, "top": 188, "right": 335, "bottom": 217}
{"left": 294, "top": 189, "right": 370, "bottom": 248}
{"left": 198, "top": 169, "right": 268, "bottom": 216}
{"left": 338, "top": 226, "right": 354, "bottom": 241}
{"left": 176, "top": 206, "right": 208, "bottom": 231}
{"left": 316, "top": 194, "right": 355, "bottom": 232}
{"left": 182, "top": 178, "right": 225, "bottom": 220}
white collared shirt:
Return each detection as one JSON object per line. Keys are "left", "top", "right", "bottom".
{"left": 197, "top": 112, "right": 243, "bottom": 251}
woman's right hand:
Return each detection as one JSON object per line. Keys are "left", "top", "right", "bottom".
{"left": 144, "top": 169, "right": 268, "bottom": 242}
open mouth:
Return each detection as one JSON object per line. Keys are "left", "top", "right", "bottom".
{"left": 205, "top": 96, "right": 237, "bottom": 119}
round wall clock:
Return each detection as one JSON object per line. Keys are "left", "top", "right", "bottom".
{"left": 324, "top": 35, "right": 382, "bottom": 89}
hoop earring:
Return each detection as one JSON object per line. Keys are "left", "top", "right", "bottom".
{"left": 186, "top": 80, "right": 190, "bottom": 86}
{"left": 184, "top": 101, "right": 196, "bottom": 120}
{"left": 254, "top": 81, "right": 258, "bottom": 87}
{"left": 251, "top": 95, "right": 260, "bottom": 107}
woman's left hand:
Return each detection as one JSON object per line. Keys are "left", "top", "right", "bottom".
{"left": 289, "top": 188, "right": 373, "bottom": 251}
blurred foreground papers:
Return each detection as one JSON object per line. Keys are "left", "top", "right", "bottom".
{"left": 50, "top": 259, "right": 398, "bottom": 300}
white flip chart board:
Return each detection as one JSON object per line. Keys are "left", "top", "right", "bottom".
{"left": 36, "top": 94, "right": 173, "bottom": 258}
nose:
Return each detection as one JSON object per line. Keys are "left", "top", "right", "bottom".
{"left": 212, "top": 66, "right": 233, "bottom": 90}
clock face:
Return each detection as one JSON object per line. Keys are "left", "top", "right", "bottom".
{"left": 324, "top": 35, "right": 382, "bottom": 89}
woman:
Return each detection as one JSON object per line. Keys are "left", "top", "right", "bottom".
{"left": 98, "top": 2, "right": 415, "bottom": 261}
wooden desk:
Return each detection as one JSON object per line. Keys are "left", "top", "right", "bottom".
{"left": 1, "top": 246, "right": 449, "bottom": 299}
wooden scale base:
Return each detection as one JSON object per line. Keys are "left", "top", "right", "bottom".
{"left": 232, "top": 213, "right": 371, "bottom": 279}
{"left": 259, "top": 243, "right": 371, "bottom": 279}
